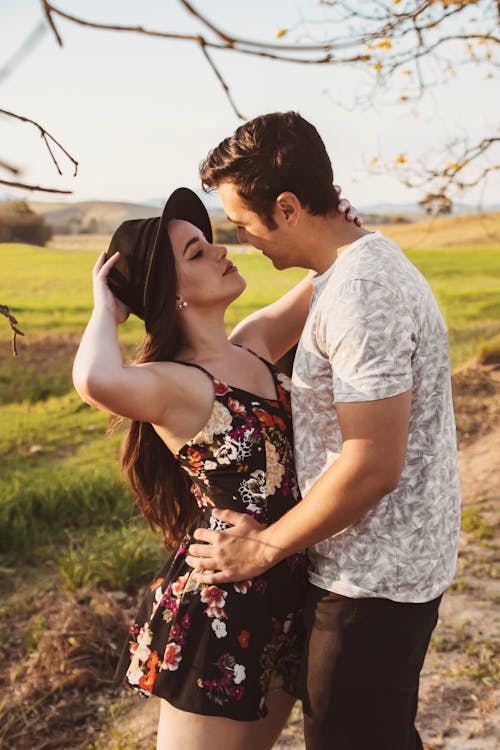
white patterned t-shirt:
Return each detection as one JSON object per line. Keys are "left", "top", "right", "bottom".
{"left": 291, "top": 231, "right": 461, "bottom": 603}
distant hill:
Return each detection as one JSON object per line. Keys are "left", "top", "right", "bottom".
{"left": 361, "top": 201, "right": 500, "bottom": 216}
{"left": 145, "top": 195, "right": 500, "bottom": 219}
{"left": 145, "top": 189, "right": 225, "bottom": 214}
{"left": 0, "top": 197, "right": 497, "bottom": 244}
{"left": 369, "top": 211, "right": 500, "bottom": 248}
{"left": 26, "top": 200, "right": 161, "bottom": 234}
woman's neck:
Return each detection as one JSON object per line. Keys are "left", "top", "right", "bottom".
{"left": 175, "top": 307, "right": 233, "bottom": 364}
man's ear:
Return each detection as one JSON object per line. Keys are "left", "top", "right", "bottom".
{"left": 275, "top": 192, "right": 301, "bottom": 226}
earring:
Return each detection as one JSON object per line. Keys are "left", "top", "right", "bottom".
{"left": 176, "top": 299, "right": 188, "bottom": 311}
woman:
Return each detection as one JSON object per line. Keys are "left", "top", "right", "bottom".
{"left": 73, "top": 187, "right": 356, "bottom": 749}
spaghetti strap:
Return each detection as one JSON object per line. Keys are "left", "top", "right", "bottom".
{"left": 233, "top": 343, "right": 277, "bottom": 374}
{"left": 177, "top": 348, "right": 279, "bottom": 401}
{"left": 175, "top": 360, "right": 215, "bottom": 381}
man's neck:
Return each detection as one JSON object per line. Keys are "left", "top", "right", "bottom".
{"left": 302, "top": 213, "right": 372, "bottom": 275}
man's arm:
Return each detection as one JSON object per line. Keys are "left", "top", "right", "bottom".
{"left": 186, "top": 390, "right": 411, "bottom": 582}
{"left": 229, "top": 270, "right": 314, "bottom": 363}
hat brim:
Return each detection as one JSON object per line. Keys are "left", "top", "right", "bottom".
{"left": 143, "top": 188, "right": 213, "bottom": 320}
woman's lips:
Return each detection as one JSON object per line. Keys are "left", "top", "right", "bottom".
{"left": 223, "top": 261, "right": 237, "bottom": 275}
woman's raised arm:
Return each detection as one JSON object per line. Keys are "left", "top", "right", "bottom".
{"left": 72, "top": 251, "right": 209, "bottom": 427}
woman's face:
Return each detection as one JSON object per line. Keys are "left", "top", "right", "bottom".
{"left": 168, "top": 219, "right": 246, "bottom": 310}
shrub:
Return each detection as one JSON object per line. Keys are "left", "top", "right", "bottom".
{"left": 0, "top": 201, "right": 53, "bottom": 245}
{"left": 213, "top": 221, "right": 239, "bottom": 244}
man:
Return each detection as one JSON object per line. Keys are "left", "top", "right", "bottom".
{"left": 186, "top": 112, "right": 461, "bottom": 749}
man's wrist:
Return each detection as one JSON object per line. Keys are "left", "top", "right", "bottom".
{"left": 260, "top": 526, "right": 289, "bottom": 568}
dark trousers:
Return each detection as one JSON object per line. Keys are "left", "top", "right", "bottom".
{"left": 298, "top": 584, "right": 441, "bottom": 750}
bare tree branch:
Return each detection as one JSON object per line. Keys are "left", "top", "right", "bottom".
{"left": 0, "top": 24, "right": 76, "bottom": 194}
{"left": 402, "top": 136, "right": 500, "bottom": 192}
{"left": 178, "top": 0, "right": 234, "bottom": 45}
{"left": 40, "top": 0, "right": 63, "bottom": 46}
{"left": 37, "top": 0, "right": 499, "bottom": 124}
{"left": 0, "top": 108, "right": 78, "bottom": 178}
{"left": 3, "top": 0, "right": 497, "bottom": 198}
{"left": 37, "top": 0, "right": 373, "bottom": 118}
{"left": 198, "top": 41, "right": 246, "bottom": 119}
{"left": 0, "top": 178, "right": 72, "bottom": 194}
{"left": 41, "top": 0, "right": 381, "bottom": 53}
{"left": 369, "top": 135, "right": 500, "bottom": 213}
{"left": 0, "top": 20, "right": 47, "bottom": 84}
{"left": 0, "top": 305, "right": 24, "bottom": 357}
{"left": 0, "top": 160, "right": 20, "bottom": 176}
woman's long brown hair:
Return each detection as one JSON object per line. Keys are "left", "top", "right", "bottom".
{"left": 112, "top": 242, "right": 199, "bottom": 550}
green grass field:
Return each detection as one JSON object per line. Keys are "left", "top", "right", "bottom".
{"left": 3, "top": 242, "right": 499, "bottom": 359}
{"left": 1, "top": 242, "right": 499, "bottom": 579}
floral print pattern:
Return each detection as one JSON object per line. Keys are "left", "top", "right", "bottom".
{"left": 116, "top": 353, "right": 307, "bottom": 721}
{"left": 197, "top": 653, "right": 246, "bottom": 707}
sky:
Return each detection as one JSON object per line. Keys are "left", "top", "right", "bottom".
{"left": 1, "top": 0, "right": 498, "bottom": 208}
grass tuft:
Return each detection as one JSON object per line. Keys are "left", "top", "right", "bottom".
{"left": 477, "top": 333, "right": 500, "bottom": 365}
{"left": 58, "top": 523, "right": 167, "bottom": 593}
{"left": 461, "top": 506, "right": 496, "bottom": 541}
{"left": 0, "top": 466, "right": 133, "bottom": 557}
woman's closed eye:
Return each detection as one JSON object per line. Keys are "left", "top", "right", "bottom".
{"left": 191, "top": 249, "right": 203, "bottom": 259}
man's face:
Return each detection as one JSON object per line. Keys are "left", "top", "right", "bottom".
{"left": 218, "top": 181, "right": 294, "bottom": 269}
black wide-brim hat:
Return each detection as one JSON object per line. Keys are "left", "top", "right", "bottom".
{"left": 105, "top": 187, "right": 213, "bottom": 324}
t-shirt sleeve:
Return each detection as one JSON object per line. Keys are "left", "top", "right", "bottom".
{"left": 316, "top": 278, "right": 417, "bottom": 402}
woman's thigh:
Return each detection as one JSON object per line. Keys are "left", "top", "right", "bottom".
{"left": 157, "top": 690, "right": 295, "bottom": 750}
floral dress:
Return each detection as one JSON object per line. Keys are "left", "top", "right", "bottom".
{"left": 115, "top": 352, "right": 308, "bottom": 721}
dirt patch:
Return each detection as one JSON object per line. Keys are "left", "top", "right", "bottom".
{"left": 0, "top": 333, "right": 80, "bottom": 404}
{"left": 452, "top": 365, "right": 500, "bottom": 448}
{"left": 0, "top": 589, "right": 133, "bottom": 750}
{"left": 458, "top": 424, "right": 500, "bottom": 507}
{"left": 2, "top": 331, "right": 81, "bottom": 368}
{"left": 0, "top": 333, "right": 139, "bottom": 404}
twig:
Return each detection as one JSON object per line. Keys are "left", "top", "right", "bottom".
{"left": 0, "top": 108, "right": 78, "bottom": 177}
{"left": 40, "top": 0, "right": 373, "bottom": 53}
{"left": 41, "top": 131, "right": 63, "bottom": 175}
{"left": 40, "top": 0, "right": 63, "bottom": 46}
{"left": 198, "top": 41, "right": 245, "bottom": 119}
{"left": 0, "top": 178, "right": 72, "bottom": 194}
{"left": 0, "top": 305, "right": 24, "bottom": 356}
{"left": 0, "top": 21, "right": 47, "bottom": 84}
{"left": 0, "top": 159, "right": 20, "bottom": 175}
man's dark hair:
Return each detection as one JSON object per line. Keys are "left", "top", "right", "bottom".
{"left": 199, "top": 111, "right": 339, "bottom": 229}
